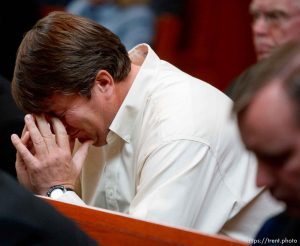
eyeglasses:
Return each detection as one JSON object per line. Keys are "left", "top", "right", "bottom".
{"left": 251, "top": 9, "right": 300, "bottom": 27}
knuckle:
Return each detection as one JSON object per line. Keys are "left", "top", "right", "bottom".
{"left": 42, "top": 132, "right": 54, "bottom": 139}
{"left": 31, "top": 164, "right": 43, "bottom": 174}
{"left": 33, "top": 137, "right": 44, "bottom": 145}
{"left": 19, "top": 148, "right": 28, "bottom": 158}
{"left": 58, "top": 148, "right": 70, "bottom": 160}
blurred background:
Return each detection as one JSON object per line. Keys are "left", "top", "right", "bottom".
{"left": 0, "top": 0, "right": 255, "bottom": 91}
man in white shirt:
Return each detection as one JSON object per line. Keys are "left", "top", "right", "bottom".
{"left": 11, "top": 11, "right": 282, "bottom": 242}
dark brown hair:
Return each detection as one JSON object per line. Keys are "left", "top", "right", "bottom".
{"left": 12, "top": 11, "right": 131, "bottom": 113}
{"left": 232, "top": 41, "right": 300, "bottom": 120}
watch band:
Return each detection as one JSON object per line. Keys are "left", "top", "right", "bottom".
{"left": 46, "top": 185, "right": 74, "bottom": 198}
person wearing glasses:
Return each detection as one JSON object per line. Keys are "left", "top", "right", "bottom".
{"left": 250, "top": 0, "right": 300, "bottom": 61}
{"left": 226, "top": 0, "right": 300, "bottom": 98}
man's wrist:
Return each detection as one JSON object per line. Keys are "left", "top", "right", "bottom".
{"left": 46, "top": 185, "right": 74, "bottom": 199}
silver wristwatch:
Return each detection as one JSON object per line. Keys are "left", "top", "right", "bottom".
{"left": 46, "top": 185, "right": 73, "bottom": 199}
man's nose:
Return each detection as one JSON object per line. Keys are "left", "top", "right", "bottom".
{"left": 256, "top": 162, "right": 275, "bottom": 188}
{"left": 252, "top": 17, "right": 269, "bottom": 36}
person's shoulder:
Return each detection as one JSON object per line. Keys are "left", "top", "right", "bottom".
{"left": 255, "top": 211, "right": 300, "bottom": 242}
{"left": 0, "top": 171, "right": 98, "bottom": 245}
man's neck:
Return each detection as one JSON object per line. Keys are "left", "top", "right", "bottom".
{"left": 114, "top": 63, "right": 140, "bottom": 106}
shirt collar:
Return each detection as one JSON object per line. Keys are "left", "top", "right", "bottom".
{"left": 107, "top": 44, "right": 160, "bottom": 143}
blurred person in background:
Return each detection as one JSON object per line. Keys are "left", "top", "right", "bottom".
{"left": 227, "top": 0, "right": 300, "bottom": 98}
{"left": 233, "top": 41, "right": 300, "bottom": 245}
{"left": 250, "top": 0, "right": 300, "bottom": 60}
{"left": 67, "top": 0, "right": 155, "bottom": 50}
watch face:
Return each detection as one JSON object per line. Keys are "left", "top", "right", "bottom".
{"left": 49, "top": 188, "right": 65, "bottom": 199}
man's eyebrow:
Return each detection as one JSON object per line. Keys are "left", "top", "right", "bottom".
{"left": 249, "top": 7, "right": 287, "bottom": 14}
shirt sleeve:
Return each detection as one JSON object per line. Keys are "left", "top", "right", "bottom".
{"left": 57, "top": 191, "right": 86, "bottom": 206}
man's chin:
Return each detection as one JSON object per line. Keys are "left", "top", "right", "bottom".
{"left": 257, "top": 51, "right": 271, "bottom": 60}
{"left": 255, "top": 44, "right": 273, "bottom": 60}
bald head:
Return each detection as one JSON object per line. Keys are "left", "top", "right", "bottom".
{"left": 237, "top": 77, "right": 300, "bottom": 216}
{"left": 233, "top": 42, "right": 300, "bottom": 216}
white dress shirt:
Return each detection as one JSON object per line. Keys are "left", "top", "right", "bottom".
{"left": 60, "top": 44, "right": 282, "bottom": 241}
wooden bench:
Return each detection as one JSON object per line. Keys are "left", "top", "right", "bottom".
{"left": 42, "top": 197, "right": 248, "bottom": 246}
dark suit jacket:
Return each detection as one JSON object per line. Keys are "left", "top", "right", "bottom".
{"left": 0, "top": 170, "right": 98, "bottom": 245}
{"left": 0, "top": 75, "right": 24, "bottom": 178}
{"left": 254, "top": 212, "right": 300, "bottom": 246}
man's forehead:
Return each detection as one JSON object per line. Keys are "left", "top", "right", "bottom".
{"left": 250, "top": 0, "right": 298, "bottom": 12}
{"left": 44, "top": 94, "right": 70, "bottom": 112}
{"left": 240, "top": 81, "right": 298, "bottom": 150}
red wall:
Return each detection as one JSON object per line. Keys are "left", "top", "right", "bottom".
{"left": 154, "top": 0, "right": 256, "bottom": 91}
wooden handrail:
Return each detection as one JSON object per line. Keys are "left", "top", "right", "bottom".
{"left": 41, "top": 197, "right": 248, "bottom": 246}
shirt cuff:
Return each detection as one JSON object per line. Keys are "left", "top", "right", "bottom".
{"left": 56, "top": 190, "right": 86, "bottom": 206}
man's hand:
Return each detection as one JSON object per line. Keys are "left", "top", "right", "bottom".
{"left": 11, "top": 114, "right": 91, "bottom": 196}
{"left": 14, "top": 125, "right": 33, "bottom": 191}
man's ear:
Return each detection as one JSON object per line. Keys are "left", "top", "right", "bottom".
{"left": 94, "top": 70, "right": 114, "bottom": 93}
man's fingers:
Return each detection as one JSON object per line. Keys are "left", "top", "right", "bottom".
{"left": 11, "top": 134, "right": 37, "bottom": 169}
{"left": 51, "top": 117, "right": 70, "bottom": 149}
{"left": 73, "top": 140, "right": 92, "bottom": 172}
{"left": 14, "top": 131, "right": 29, "bottom": 162}
{"left": 35, "top": 114, "right": 56, "bottom": 151}
{"left": 21, "top": 124, "right": 28, "bottom": 138}
{"left": 20, "top": 130, "right": 30, "bottom": 143}
{"left": 24, "top": 114, "right": 47, "bottom": 155}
